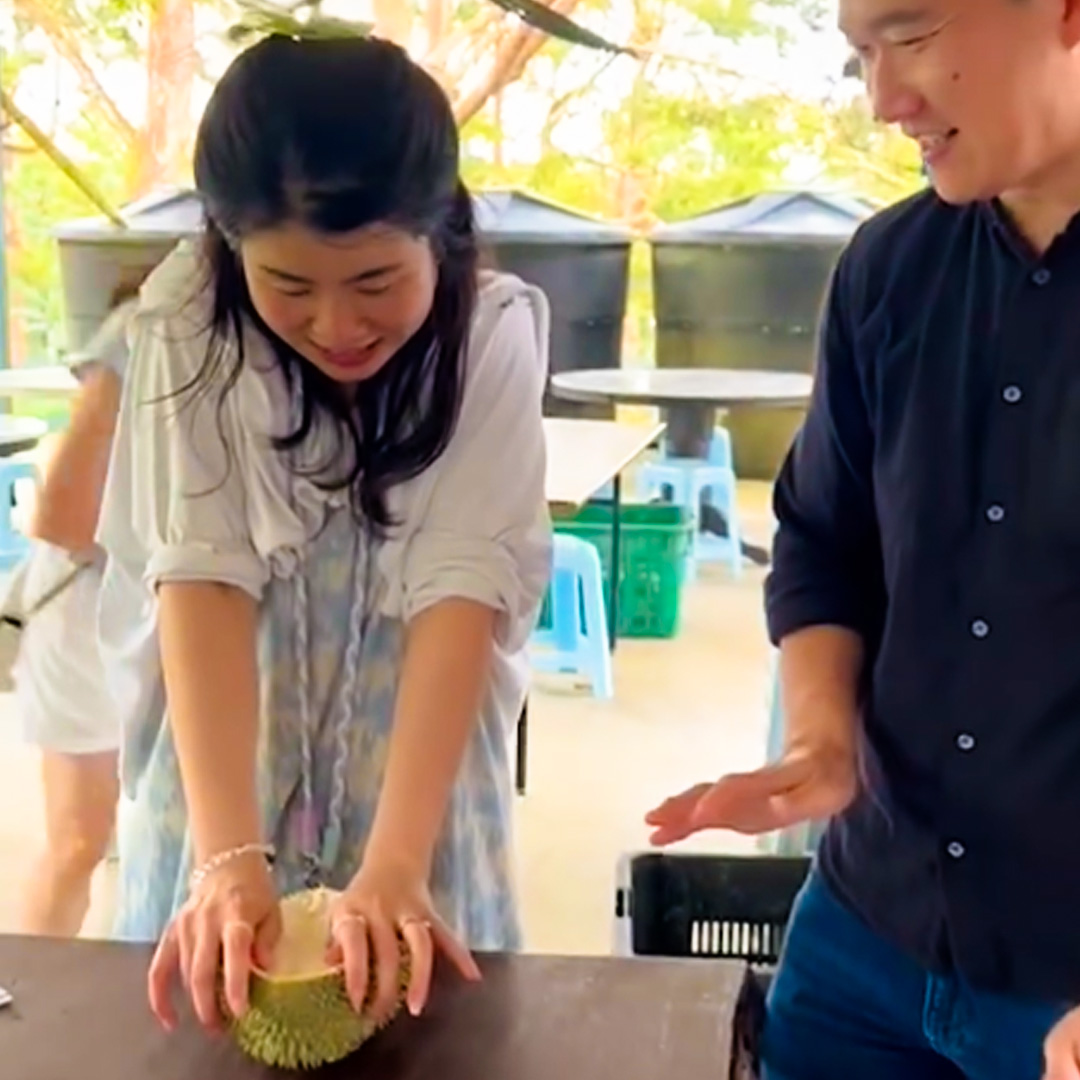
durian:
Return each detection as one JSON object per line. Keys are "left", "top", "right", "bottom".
{"left": 220, "top": 886, "right": 410, "bottom": 1070}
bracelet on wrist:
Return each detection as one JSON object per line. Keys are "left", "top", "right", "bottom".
{"left": 188, "top": 842, "right": 275, "bottom": 893}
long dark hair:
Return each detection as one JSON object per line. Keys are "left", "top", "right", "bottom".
{"left": 190, "top": 33, "right": 478, "bottom": 532}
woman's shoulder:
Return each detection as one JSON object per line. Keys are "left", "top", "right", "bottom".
{"left": 133, "top": 238, "right": 215, "bottom": 328}
{"left": 466, "top": 269, "right": 550, "bottom": 385}
{"left": 68, "top": 298, "right": 140, "bottom": 382}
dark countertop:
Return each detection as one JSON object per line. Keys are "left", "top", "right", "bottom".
{"left": 0, "top": 934, "right": 762, "bottom": 1080}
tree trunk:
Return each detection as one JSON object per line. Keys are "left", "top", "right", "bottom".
{"left": 453, "top": 0, "right": 582, "bottom": 125}
{"left": 373, "top": 0, "right": 413, "bottom": 45}
{"left": 425, "top": 0, "right": 450, "bottom": 51}
{"left": 134, "top": 0, "right": 197, "bottom": 196}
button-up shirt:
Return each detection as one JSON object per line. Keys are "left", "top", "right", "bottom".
{"left": 765, "top": 188, "right": 1080, "bottom": 1001}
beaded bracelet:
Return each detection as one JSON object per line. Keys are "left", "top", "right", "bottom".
{"left": 188, "top": 842, "right": 276, "bottom": 893}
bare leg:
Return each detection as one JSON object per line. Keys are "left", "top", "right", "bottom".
{"left": 19, "top": 749, "right": 119, "bottom": 937}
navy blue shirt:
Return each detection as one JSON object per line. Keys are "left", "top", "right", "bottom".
{"left": 765, "top": 187, "right": 1080, "bottom": 1002}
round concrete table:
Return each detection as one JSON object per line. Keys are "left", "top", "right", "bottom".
{"left": 550, "top": 368, "right": 813, "bottom": 458}
{"left": 0, "top": 415, "right": 49, "bottom": 456}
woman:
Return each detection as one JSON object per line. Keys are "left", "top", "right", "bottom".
{"left": 94, "top": 33, "right": 552, "bottom": 1034}
{"left": 15, "top": 291, "right": 136, "bottom": 937}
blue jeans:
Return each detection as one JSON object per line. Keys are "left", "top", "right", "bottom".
{"left": 762, "top": 867, "right": 1069, "bottom": 1080}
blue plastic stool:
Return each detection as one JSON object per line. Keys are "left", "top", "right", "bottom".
{"left": 530, "top": 534, "right": 614, "bottom": 699}
{"left": 704, "top": 427, "right": 734, "bottom": 470}
{"left": 0, "top": 460, "right": 36, "bottom": 571}
{"left": 637, "top": 456, "right": 741, "bottom": 579}
{"left": 640, "top": 426, "right": 742, "bottom": 578}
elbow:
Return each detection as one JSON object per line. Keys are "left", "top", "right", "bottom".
{"left": 765, "top": 536, "right": 884, "bottom": 648}
{"left": 28, "top": 499, "right": 99, "bottom": 557}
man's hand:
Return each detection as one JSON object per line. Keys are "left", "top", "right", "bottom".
{"left": 1044, "top": 1007, "right": 1080, "bottom": 1079}
{"left": 644, "top": 741, "right": 858, "bottom": 846}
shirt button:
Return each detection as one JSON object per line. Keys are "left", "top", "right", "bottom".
{"left": 1002, "top": 385, "right": 1022, "bottom": 404}
{"left": 947, "top": 840, "right": 966, "bottom": 859}
{"left": 1033, "top": 268, "right": 1052, "bottom": 285}
{"left": 970, "top": 619, "right": 990, "bottom": 638}
{"left": 956, "top": 733, "right": 976, "bottom": 751}
{"left": 986, "top": 504, "right": 1005, "bottom": 523}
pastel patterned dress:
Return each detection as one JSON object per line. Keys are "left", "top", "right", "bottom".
{"left": 112, "top": 507, "right": 522, "bottom": 949}
{"left": 97, "top": 241, "right": 552, "bottom": 952}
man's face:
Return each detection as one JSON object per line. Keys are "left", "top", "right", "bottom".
{"left": 840, "top": 0, "right": 1080, "bottom": 204}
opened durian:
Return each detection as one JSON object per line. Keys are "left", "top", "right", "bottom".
{"left": 220, "top": 886, "right": 410, "bottom": 1070}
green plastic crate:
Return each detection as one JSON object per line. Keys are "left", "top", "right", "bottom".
{"left": 543, "top": 502, "right": 693, "bottom": 639}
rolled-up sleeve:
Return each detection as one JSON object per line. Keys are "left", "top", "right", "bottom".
{"left": 764, "top": 248, "right": 885, "bottom": 646}
{"left": 96, "top": 308, "right": 268, "bottom": 599}
{"left": 400, "top": 292, "right": 553, "bottom": 651}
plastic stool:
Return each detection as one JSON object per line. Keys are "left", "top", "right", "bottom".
{"left": 0, "top": 460, "right": 36, "bottom": 571}
{"left": 637, "top": 457, "right": 742, "bottom": 578}
{"left": 660, "top": 427, "right": 732, "bottom": 469}
{"left": 706, "top": 427, "right": 733, "bottom": 470}
{"left": 530, "top": 534, "right": 613, "bottom": 699}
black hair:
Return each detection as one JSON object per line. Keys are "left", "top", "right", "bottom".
{"left": 190, "top": 33, "right": 478, "bottom": 533}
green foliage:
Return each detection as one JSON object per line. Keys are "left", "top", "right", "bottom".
{"left": 801, "top": 97, "right": 924, "bottom": 206}
{"left": 4, "top": 0, "right": 923, "bottom": 378}
{"left": 43, "top": 0, "right": 144, "bottom": 57}
{"left": 225, "top": 0, "right": 373, "bottom": 45}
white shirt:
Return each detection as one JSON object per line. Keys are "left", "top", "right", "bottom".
{"left": 95, "top": 240, "right": 553, "bottom": 793}
{"left": 13, "top": 299, "right": 137, "bottom": 754}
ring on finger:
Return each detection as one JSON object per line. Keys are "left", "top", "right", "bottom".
{"left": 398, "top": 915, "right": 432, "bottom": 931}
{"left": 333, "top": 912, "right": 369, "bottom": 932}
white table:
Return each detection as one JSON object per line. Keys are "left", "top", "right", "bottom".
{"left": 543, "top": 417, "right": 665, "bottom": 512}
{"left": 515, "top": 418, "right": 665, "bottom": 794}
{"left": 0, "top": 367, "right": 78, "bottom": 401}
{"left": 542, "top": 417, "right": 665, "bottom": 641}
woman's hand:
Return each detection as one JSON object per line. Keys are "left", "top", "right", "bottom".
{"left": 148, "top": 853, "right": 280, "bottom": 1033}
{"left": 328, "top": 857, "right": 481, "bottom": 1023}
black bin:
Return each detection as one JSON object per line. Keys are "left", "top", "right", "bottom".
{"left": 57, "top": 187, "right": 633, "bottom": 423}
{"left": 618, "top": 853, "right": 811, "bottom": 965}
{"left": 650, "top": 190, "right": 871, "bottom": 478}
{"left": 474, "top": 189, "right": 632, "bottom": 419}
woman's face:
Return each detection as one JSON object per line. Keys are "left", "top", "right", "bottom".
{"left": 240, "top": 221, "right": 437, "bottom": 384}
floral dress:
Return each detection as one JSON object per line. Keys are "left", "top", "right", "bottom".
{"left": 96, "top": 241, "right": 552, "bottom": 951}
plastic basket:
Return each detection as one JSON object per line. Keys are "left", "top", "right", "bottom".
{"left": 613, "top": 852, "right": 811, "bottom": 965}
{"left": 546, "top": 501, "right": 692, "bottom": 639}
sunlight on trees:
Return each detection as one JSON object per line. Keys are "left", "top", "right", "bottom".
{"left": 1, "top": 0, "right": 922, "bottom": 366}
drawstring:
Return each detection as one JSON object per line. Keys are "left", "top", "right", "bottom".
{"left": 292, "top": 527, "right": 374, "bottom": 886}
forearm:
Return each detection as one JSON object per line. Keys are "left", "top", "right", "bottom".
{"left": 778, "top": 625, "right": 864, "bottom": 755}
{"left": 29, "top": 368, "right": 119, "bottom": 556}
{"left": 364, "top": 598, "right": 496, "bottom": 877}
{"left": 157, "top": 581, "right": 263, "bottom": 864}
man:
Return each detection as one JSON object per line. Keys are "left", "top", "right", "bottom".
{"left": 644, "top": 2, "right": 1080, "bottom": 1078}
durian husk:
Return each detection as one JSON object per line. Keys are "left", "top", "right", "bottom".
{"left": 218, "top": 887, "right": 411, "bottom": 1070}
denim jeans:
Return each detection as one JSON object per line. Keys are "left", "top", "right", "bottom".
{"left": 761, "top": 866, "right": 1069, "bottom": 1080}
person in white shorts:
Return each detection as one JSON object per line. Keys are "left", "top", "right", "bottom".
{"left": 15, "top": 288, "right": 136, "bottom": 936}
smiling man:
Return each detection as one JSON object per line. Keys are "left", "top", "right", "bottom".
{"left": 642, "top": 1, "right": 1080, "bottom": 1078}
